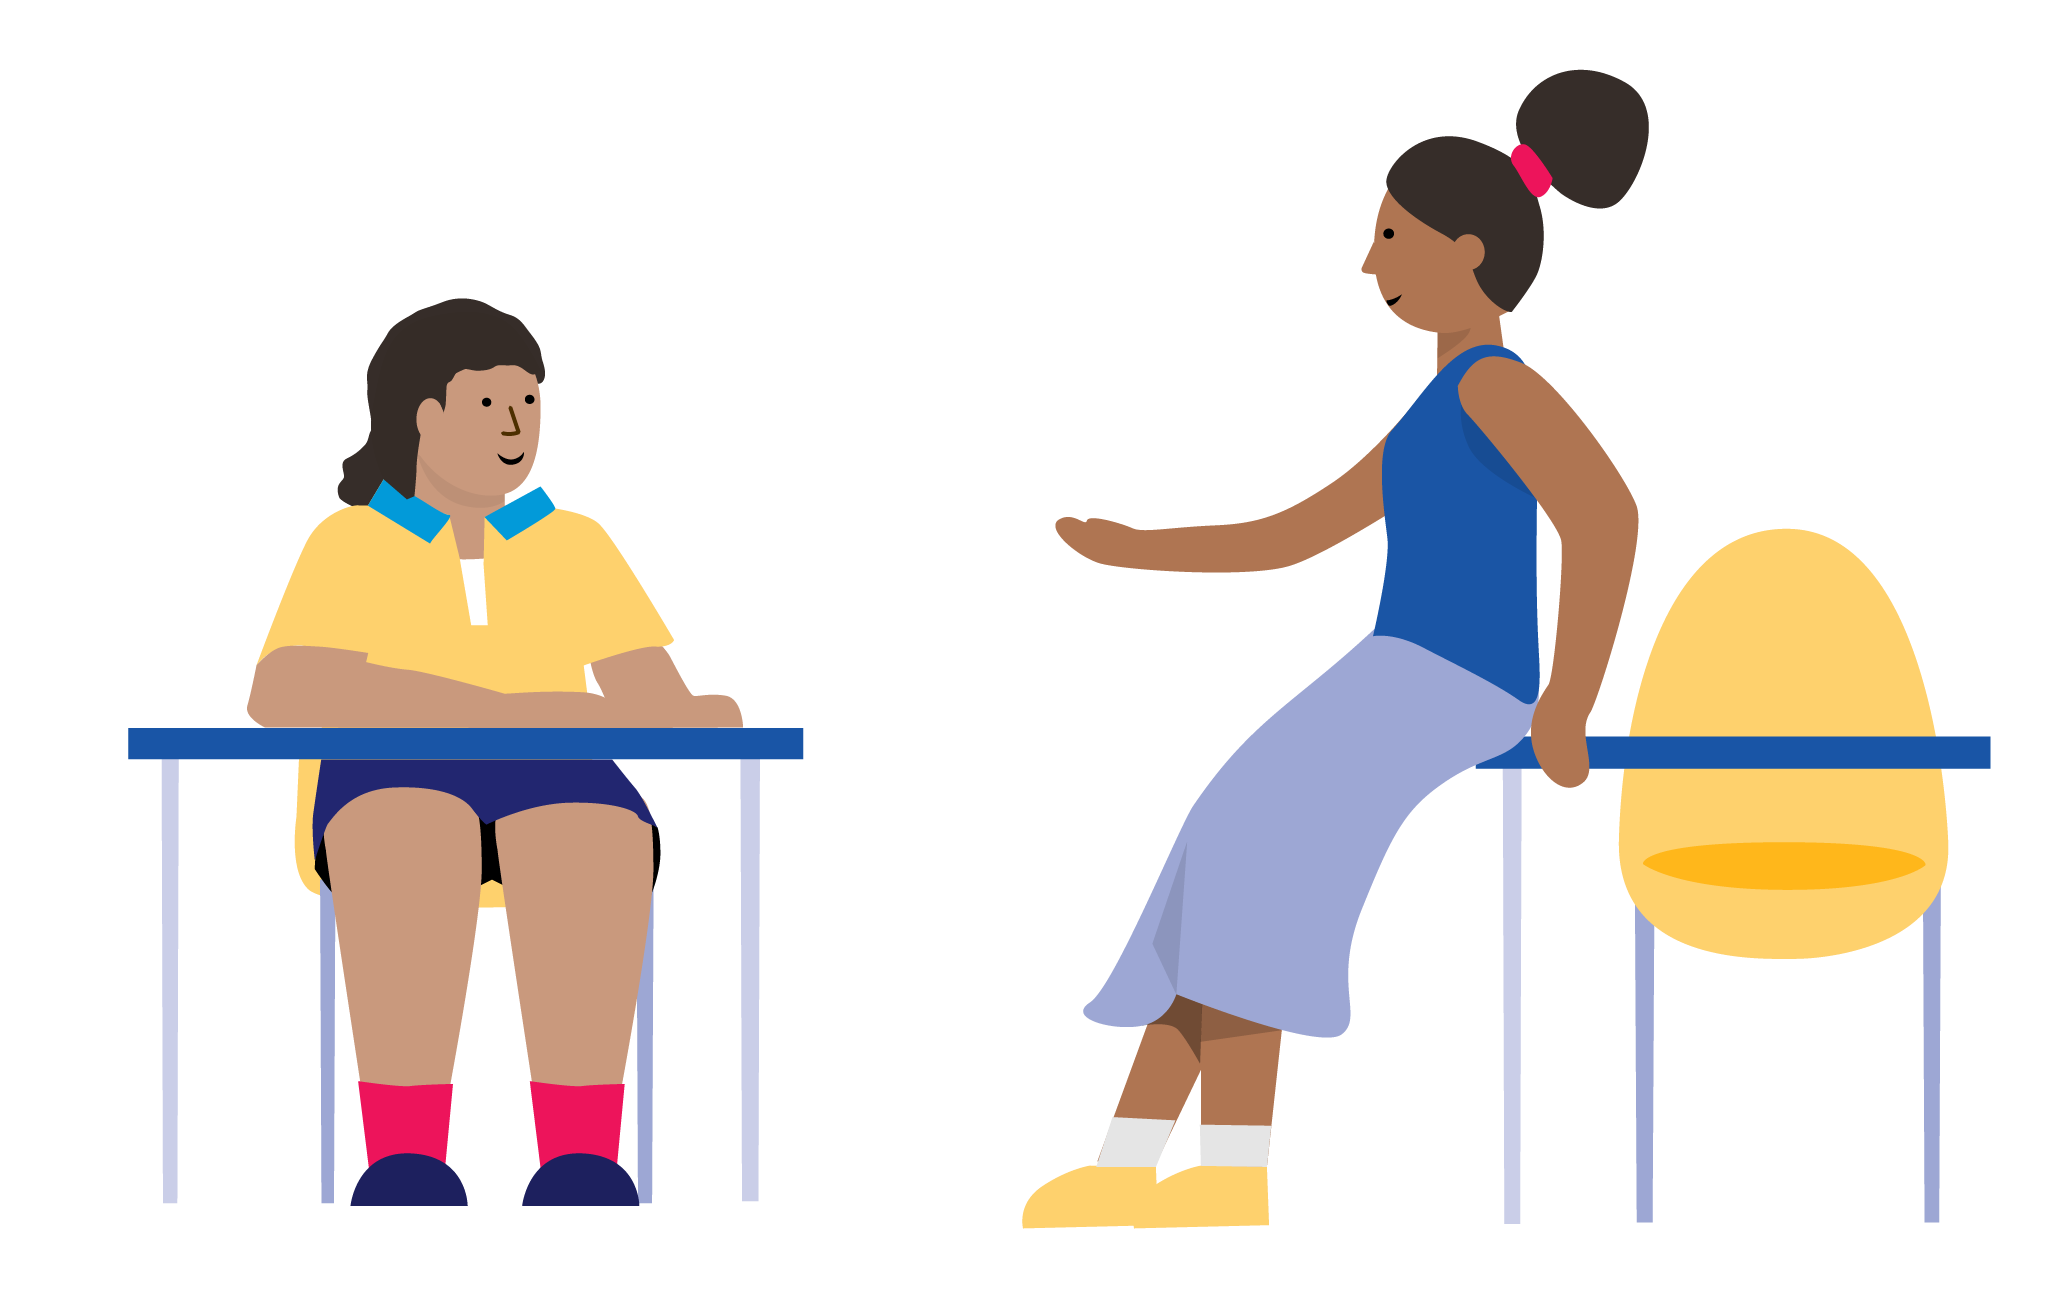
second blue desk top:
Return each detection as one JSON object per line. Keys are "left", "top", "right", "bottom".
{"left": 1476, "top": 736, "right": 1989, "bottom": 770}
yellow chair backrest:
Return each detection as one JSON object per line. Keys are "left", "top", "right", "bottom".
{"left": 294, "top": 760, "right": 505, "bottom": 908}
{"left": 1620, "top": 530, "right": 1945, "bottom": 958}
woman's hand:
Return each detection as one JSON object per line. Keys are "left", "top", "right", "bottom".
{"left": 1533, "top": 700, "right": 1591, "bottom": 791}
{"left": 1056, "top": 517, "right": 1141, "bottom": 567}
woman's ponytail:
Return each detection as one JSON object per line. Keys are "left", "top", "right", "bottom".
{"left": 1516, "top": 70, "right": 1650, "bottom": 210}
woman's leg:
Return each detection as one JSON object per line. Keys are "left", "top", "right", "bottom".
{"left": 325, "top": 787, "right": 483, "bottom": 1085}
{"left": 1200, "top": 1004, "right": 1281, "bottom": 1126}
{"left": 1114, "top": 996, "right": 1203, "bottom": 1120}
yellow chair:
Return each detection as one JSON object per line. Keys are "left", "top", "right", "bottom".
{"left": 1622, "top": 530, "right": 1947, "bottom": 1221}
{"left": 298, "top": 761, "right": 655, "bottom": 1203}
{"left": 1623, "top": 530, "right": 1946, "bottom": 956}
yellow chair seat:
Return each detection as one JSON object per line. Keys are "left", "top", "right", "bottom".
{"left": 1643, "top": 842, "right": 1925, "bottom": 891}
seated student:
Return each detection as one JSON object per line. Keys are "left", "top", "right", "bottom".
{"left": 249, "top": 298, "right": 741, "bottom": 1206}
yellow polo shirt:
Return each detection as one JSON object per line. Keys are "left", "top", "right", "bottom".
{"left": 260, "top": 482, "right": 672, "bottom": 895}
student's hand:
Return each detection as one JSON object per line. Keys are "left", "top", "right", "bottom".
{"left": 1056, "top": 517, "right": 1140, "bottom": 566}
{"left": 1529, "top": 687, "right": 1592, "bottom": 788}
{"left": 669, "top": 694, "right": 742, "bottom": 728}
{"left": 600, "top": 696, "right": 745, "bottom": 729}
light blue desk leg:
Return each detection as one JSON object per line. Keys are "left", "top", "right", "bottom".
{"left": 1924, "top": 892, "right": 1941, "bottom": 1223}
{"left": 320, "top": 885, "right": 336, "bottom": 1203}
{"left": 162, "top": 759, "right": 179, "bottom": 1204}
{"left": 1635, "top": 906, "right": 1655, "bottom": 1223}
{"left": 1502, "top": 767, "right": 1521, "bottom": 1224}
{"left": 638, "top": 900, "right": 654, "bottom": 1204}
{"left": 742, "top": 759, "right": 761, "bottom": 1202}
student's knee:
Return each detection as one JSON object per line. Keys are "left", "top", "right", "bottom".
{"left": 325, "top": 788, "right": 481, "bottom": 883}
{"left": 491, "top": 804, "right": 646, "bottom": 853}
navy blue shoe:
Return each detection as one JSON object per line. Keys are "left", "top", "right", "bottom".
{"left": 351, "top": 1153, "right": 468, "bottom": 1206}
{"left": 522, "top": 1153, "right": 639, "bottom": 1206}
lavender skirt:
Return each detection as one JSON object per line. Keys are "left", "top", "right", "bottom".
{"left": 1084, "top": 635, "right": 1534, "bottom": 1038}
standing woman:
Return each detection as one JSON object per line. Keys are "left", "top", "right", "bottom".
{"left": 250, "top": 299, "right": 740, "bottom": 1205}
{"left": 1025, "top": 71, "right": 1646, "bottom": 1228}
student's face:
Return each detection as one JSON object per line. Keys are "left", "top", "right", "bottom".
{"left": 1360, "top": 192, "right": 1499, "bottom": 333}
{"left": 416, "top": 365, "right": 541, "bottom": 501}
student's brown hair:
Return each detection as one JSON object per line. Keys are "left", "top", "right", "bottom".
{"left": 1386, "top": 70, "right": 1648, "bottom": 312}
{"left": 338, "top": 299, "right": 546, "bottom": 505}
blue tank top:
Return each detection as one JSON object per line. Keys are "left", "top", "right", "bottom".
{"left": 1371, "top": 345, "right": 1540, "bottom": 703}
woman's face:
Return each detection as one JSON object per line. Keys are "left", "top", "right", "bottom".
{"left": 1361, "top": 192, "right": 1498, "bottom": 333}
{"left": 415, "top": 365, "right": 541, "bottom": 503}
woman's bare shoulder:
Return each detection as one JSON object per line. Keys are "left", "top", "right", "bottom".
{"left": 1459, "top": 353, "right": 1549, "bottom": 400}
{"left": 1459, "top": 356, "right": 1575, "bottom": 430}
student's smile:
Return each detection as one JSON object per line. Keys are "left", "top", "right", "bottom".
{"left": 499, "top": 452, "right": 526, "bottom": 465}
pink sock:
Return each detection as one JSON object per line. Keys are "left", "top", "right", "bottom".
{"left": 530, "top": 1082, "right": 626, "bottom": 1164}
{"left": 359, "top": 1082, "right": 453, "bottom": 1164}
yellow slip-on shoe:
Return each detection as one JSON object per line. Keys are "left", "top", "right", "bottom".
{"left": 1134, "top": 1166, "right": 1268, "bottom": 1228}
{"left": 1022, "top": 1166, "right": 1155, "bottom": 1228}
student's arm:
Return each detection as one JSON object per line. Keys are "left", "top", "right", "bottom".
{"left": 590, "top": 646, "right": 742, "bottom": 727}
{"left": 1458, "top": 354, "right": 1632, "bottom": 737}
{"left": 249, "top": 646, "right": 609, "bottom": 727}
{"left": 1055, "top": 435, "right": 1389, "bottom": 572}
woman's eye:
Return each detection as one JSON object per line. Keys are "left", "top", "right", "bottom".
{"left": 525, "top": 395, "right": 535, "bottom": 404}
{"left": 1382, "top": 228, "right": 1395, "bottom": 240}
{"left": 481, "top": 397, "right": 492, "bottom": 407}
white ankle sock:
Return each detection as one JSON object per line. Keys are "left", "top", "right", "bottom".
{"left": 1201, "top": 1124, "right": 1271, "bottom": 1167}
{"left": 1096, "top": 1117, "right": 1174, "bottom": 1167}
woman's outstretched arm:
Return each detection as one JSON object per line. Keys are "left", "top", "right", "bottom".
{"left": 1055, "top": 434, "right": 1389, "bottom": 572}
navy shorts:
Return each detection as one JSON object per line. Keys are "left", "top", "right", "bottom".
{"left": 311, "top": 760, "right": 658, "bottom": 890}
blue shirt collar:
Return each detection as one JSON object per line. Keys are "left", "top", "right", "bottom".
{"left": 369, "top": 480, "right": 557, "bottom": 543}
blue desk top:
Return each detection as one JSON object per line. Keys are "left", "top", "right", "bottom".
{"left": 127, "top": 727, "right": 805, "bottom": 760}
{"left": 1475, "top": 736, "right": 1990, "bottom": 770}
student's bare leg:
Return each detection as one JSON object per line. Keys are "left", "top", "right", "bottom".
{"left": 1114, "top": 996, "right": 1204, "bottom": 1120}
{"left": 497, "top": 803, "right": 653, "bottom": 1084}
{"left": 326, "top": 788, "right": 482, "bottom": 1084}
{"left": 1201, "top": 1004, "right": 1281, "bottom": 1125}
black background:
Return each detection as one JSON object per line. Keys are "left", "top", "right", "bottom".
{"left": 129, "top": 47, "right": 2022, "bottom": 1218}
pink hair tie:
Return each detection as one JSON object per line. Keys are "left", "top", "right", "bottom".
{"left": 1510, "top": 144, "right": 1553, "bottom": 197}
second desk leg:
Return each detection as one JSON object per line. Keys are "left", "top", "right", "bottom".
{"left": 1503, "top": 767, "right": 1521, "bottom": 1225}
{"left": 163, "top": 758, "right": 180, "bottom": 1205}
{"left": 742, "top": 759, "right": 762, "bottom": 1203}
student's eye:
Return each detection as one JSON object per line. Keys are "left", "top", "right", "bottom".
{"left": 481, "top": 397, "right": 492, "bottom": 407}
{"left": 1382, "top": 228, "right": 1395, "bottom": 240}
{"left": 525, "top": 395, "right": 535, "bottom": 404}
